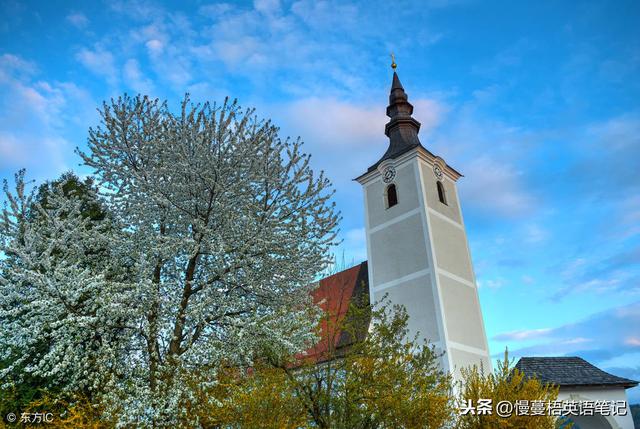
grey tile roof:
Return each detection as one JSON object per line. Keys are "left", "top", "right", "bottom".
{"left": 515, "top": 357, "right": 638, "bottom": 389}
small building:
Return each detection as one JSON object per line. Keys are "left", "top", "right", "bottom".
{"left": 516, "top": 357, "right": 638, "bottom": 429}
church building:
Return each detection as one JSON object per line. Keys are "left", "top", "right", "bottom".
{"left": 309, "top": 64, "right": 638, "bottom": 429}
{"left": 352, "top": 66, "right": 491, "bottom": 378}
{"left": 309, "top": 65, "right": 491, "bottom": 377}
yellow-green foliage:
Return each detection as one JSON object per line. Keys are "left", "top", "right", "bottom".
{"left": 457, "top": 350, "right": 568, "bottom": 429}
{"left": 192, "top": 363, "right": 308, "bottom": 429}
{"left": 0, "top": 393, "right": 111, "bottom": 429}
{"left": 195, "top": 298, "right": 455, "bottom": 429}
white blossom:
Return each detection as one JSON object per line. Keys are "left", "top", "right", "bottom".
{"left": 1, "top": 95, "right": 339, "bottom": 426}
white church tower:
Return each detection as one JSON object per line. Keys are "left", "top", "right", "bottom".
{"left": 355, "top": 66, "right": 491, "bottom": 379}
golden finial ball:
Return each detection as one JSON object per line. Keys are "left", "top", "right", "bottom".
{"left": 390, "top": 53, "right": 397, "bottom": 70}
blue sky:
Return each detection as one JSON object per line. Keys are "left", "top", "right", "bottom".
{"left": 1, "top": 0, "right": 639, "bottom": 401}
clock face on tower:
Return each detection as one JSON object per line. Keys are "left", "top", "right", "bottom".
{"left": 382, "top": 166, "right": 396, "bottom": 183}
{"left": 433, "top": 164, "right": 444, "bottom": 181}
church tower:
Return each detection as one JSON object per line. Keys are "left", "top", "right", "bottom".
{"left": 355, "top": 67, "right": 491, "bottom": 379}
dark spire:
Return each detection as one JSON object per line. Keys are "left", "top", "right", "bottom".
{"left": 390, "top": 72, "right": 405, "bottom": 96}
{"left": 386, "top": 72, "right": 416, "bottom": 124}
{"left": 367, "top": 71, "right": 422, "bottom": 172}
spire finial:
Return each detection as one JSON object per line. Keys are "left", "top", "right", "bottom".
{"left": 361, "top": 58, "right": 422, "bottom": 173}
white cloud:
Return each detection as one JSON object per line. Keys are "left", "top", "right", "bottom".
{"left": 88, "top": 0, "right": 448, "bottom": 102}
{"left": 524, "top": 224, "right": 548, "bottom": 244}
{"left": 145, "top": 39, "right": 164, "bottom": 55}
{"left": 481, "top": 277, "right": 507, "bottom": 289}
{"left": 123, "top": 59, "right": 155, "bottom": 95}
{"left": 573, "top": 113, "right": 640, "bottom": 198}
{"left": 283, "top": 96, "right": 446, "bottom": 148}
{"left": 284, "top": 97, "right": 385, "bottom": 147}
{"left": 273, "top": 96, "right": 447, "bottom": 189}
{"left": 572, "top": 277, "right": 623, "bottom": 294}
{"left": 625, "top": 337, "right": 640, "bottom": 347}
{"left": 254, "top": 0, "right": 280, "bottom": 15}
{"left": 0, "top": 132, "right": 27, "bottom": 165}
{"left": 550, "top": 250, "right": 640, "bottom": 300}
{"left": 495, "top": 302, "right": 640, "bottom": 403}
{"left": 0, "top": 54, "right": 94, "bottom": 175}
{"left": 122, "top": 19, "right": 193, "bottom": 90}
{"left": 108, "top": 0, "right": 163, "bottom": 21}
{"left": 560, "top": 258, "right": 587, "bottom": 279}
{"left": 66, "top": 12, "right": 89, "bottom": 29}
{"left": 493, "top": 328, "right": 553, "bottom": 341}
{"left": 199, "top": 3, "right": 234, "bottom": 17}
{"left": 290, "top": 0, "right": 358, "bottom": 30}
{"left": 412, "top": 99, "right": 450, "bottom": 136}
{"left": 563, "top": 337, "right": 591, "bottom": 345}
{"left": 427, "top": 100, "right": 540, "bottom": 222}
{"left": 496, "top": 301, "right": 640, "bottom": 361}
{"left": 521, "top": 275, "right": 534, "bottom": 285}
{"left": 0, "top": 53, "right": 37, "bottom": 78}
{"left": 75, "top": 46, "right": 118, "bottom": 85}
{"left": 587, "top": 113, "right": 640, "bottom": 152}
{"left": 460, "top": 156, "right": 535, "bottom": 218}
{"left": 213, "top": 36, "right": 265, "bottom": 68}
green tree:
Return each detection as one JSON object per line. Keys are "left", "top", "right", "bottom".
{"left": 32, "top": 172, "right": 108, "bottom": 222}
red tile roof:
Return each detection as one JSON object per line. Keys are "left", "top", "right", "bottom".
{"left": 301, "top": 261, "right": 370, "bottom": 364}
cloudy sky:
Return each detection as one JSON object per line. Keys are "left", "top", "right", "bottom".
{"left": 1, "top": 0, "right": 639, "bottom": 401}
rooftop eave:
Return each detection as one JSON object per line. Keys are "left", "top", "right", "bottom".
{"left": 354, "top": 145, "right": 463, "bottom": 184}
{"left": 558, "top": 381, "right": 639, "bottom": 390}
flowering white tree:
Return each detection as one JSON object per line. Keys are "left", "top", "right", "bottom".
{"left": 0, "top": 172, "right": 132, "bottom": 402}
{"left": 0, "top": 95, "right": 339, "bottom": 425}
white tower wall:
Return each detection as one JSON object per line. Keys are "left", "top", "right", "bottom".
{"left": 359, "top": 149, "right": 491, "bottom": 381}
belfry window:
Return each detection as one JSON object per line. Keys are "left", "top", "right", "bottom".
{"left": 437, "top": 181, "right": 447, "bottom": 205}
{"left": 386, "top": 184, "right": 398, "bottom": 208}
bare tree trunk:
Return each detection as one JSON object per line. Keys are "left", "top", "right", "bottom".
{"left": 147, "top": 222, "right": 165, "bottom": 392}
{"left": 169, "top": 252, "right": 199, "bottom": 356}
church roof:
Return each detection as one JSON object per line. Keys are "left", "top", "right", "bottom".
{"left": 359, "top": 70, "right": 462, "bottom": 179}
{"left": 303, "top": 262, "right": 370, "bottom": 363}
{"left": 367, "top": 71, "right": 423, "bottom": 173}
{"left": 515, "top": 357, "right": 639, "bottom": 389}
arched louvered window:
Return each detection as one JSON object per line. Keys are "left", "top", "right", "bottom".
{"left": 437, "top": 181, "right": 447, "bottom": 205}
{"left": 386, "top": 184, "right": 398, "bottom": 208}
